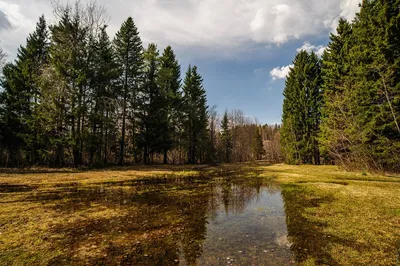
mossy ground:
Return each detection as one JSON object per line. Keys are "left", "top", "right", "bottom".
{"left": 0, "top": 163, "right": 399, "bottom": 265}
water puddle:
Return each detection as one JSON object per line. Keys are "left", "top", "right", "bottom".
{"left": 11, "top": 174, "right": 294, "bottom": 265}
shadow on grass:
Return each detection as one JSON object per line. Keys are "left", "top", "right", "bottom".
{"left": 281, "top": 184, "right": 372, "bottom": 265}
{"left": 0, "top": 160, "right": 272, "bottom": 176}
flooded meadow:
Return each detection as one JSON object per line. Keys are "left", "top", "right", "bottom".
{"left": 1, "top": 164, "right": 399, "bottom": 265}
{"left": 1, "top": 171, "right": 295, "bottom": 265}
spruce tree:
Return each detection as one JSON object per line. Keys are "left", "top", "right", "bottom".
{"left": 114, "top": 17, "right": 144, "bottom": 165}
{"left": 252, "top": 126, "right": 264, "bottom": 160}
{"left": 50, "top": 5, "right": 91, "bottom": 167}
{"left": 182, "top": 65, "right": 208, "bottom": 164}
{"left": 319, "top": 1, "right": 400, "bottom": 171}
{"left": 0, "top": 15, "right": 49, "bottom": 166}
{"left": 281, "top": 51, "right": 322, "bottom": 164}
{"left": 157, "top": 46, "right": 182, "bottom": 164}
{"left": 89, "top": 25, "right": 120, "bottom": 165}
{"left": 0, "top": 63, "right": 25, "bottom": 166}
{"left": 137, "top": 43, "right": 164, "bottom": 164}
{"left": 319, "top": 19, "right": 354, "bottom": 165}
{"left": 220, "top": 111, "right": 232, "bottom": 163}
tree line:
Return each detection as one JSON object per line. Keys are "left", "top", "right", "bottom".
{"left": 281, "top": 0, "right": 400, "bottom": 172}
{"left": 0, "top": 2, "right": 209, "bottom": 167}
{"left": 0, "top": 2, "right": 272, "bottom": 167}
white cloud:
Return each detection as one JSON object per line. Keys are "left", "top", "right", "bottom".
{"left": 297, "top": 42, "right": 326, "bottom": 57}
{"left": 270, "top": 65, "right": 293, "bottom": 80}
{"left": 0, "top": 0, "right": 362, "bottom": 58}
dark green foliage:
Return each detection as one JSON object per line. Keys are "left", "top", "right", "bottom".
{"left": 113, "top": 16, "right": 144, "bottom": 165}
{"left": 319, "top": 0, "right": 400, "bottom": 171}
{"left": 137, "top": 43, "right": 164, "bottom": 164}
{"left": 157, "top": 46, "right": 182, "bottom": 163}
{"left": 0, "top": 3, "right": 214, "bottom": 167}
{"left": 252, "top": 127, "right": 265, "bottom": 160}
{"left": 281, "top": 51, "right": 322, "bottom": 165}
{"left": 0, "top": 15, "right": 49, "bottom": 166}
{"left": 182, "top": 66, "right": 208, "bottom": 164}
{"left": 220, "top": 111, "right": 232, "bottom": 163}
{"left": 88, "top": 25, "right": 120, "bottom": 165}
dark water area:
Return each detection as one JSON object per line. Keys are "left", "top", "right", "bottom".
{"left": 13, "top": 174, "right": 295, "bottom": 265}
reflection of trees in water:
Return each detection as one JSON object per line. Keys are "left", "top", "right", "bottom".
{"left": 178, "top": 177, "right": 279, "bottom": 265}
{"left": 30, "top": 175, "right": 279, "bottom": 265}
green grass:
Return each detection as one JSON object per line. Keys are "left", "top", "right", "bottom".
{"left": 261, "top": 164, "right": 400, "bottom": 265}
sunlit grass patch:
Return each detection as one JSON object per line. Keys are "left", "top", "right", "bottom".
{"left": 270, "top": 164, "right": 400, "bottom": 266}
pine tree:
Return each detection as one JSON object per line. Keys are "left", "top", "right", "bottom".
{"left": 114, "top": 17, "right": 144, "bottom": 165}
{"left": 220, "top": 111, "right": 232, "bottom": 163}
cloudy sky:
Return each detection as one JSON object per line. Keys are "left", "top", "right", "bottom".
{"left": 0, "top": 0, "right": 361, "bottom": 124}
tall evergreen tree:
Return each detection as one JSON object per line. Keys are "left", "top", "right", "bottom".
{"left": 137, "top": 43, "right": 165, "bottom": 164}
{"left": 281, "top": 51, "right": 322, "bottom": 164}
{"left": 319, "top": 19, "right": 355, "bottom": 165}
{"left": 157, "top": 46, "right": 182, "bottom": 164}
{"left": 0, "top": 63, "right": 25, "bottom": 166}
{"left": 220, "top": 111, "right": 232, "bottom": 163}
{"left": 182, "top": 66, "right": 208, "bottom": 164}
{"left": 89, "top": 25, "right": 120, "bottom": 165}
{"left": 0, "top": 15, "right": 49, "bottom": 166}
{"left": 114, "top": 17, "right": 144, "bottom": 165}
{"left": 50, "top": 5, "right": 89, "bottom": 167}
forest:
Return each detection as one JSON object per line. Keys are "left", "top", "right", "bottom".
{"left": 0, "top": 2, "right": 278, "bottom": 168}
{"left": 0, "top": 0, "right": 399, "bottom": 174}
{"left": 281, "top": 0, "right": 400, "bottom": 172}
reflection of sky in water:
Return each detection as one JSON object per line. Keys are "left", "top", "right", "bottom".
{"left": 192, "top": 187, "right": 293, "bottom": 266}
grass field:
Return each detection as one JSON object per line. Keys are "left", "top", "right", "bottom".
{"left": 0, "top": 163, "right": 399, "bottom": 265}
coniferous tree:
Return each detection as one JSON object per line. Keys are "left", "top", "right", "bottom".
{"left": 0, "top": 15, "right": 49, "bottom": 166}
{"left": 281, "top": 51, "right": 322, "bottom": 164}
{"left": 220, "top": 111, "right": 232, "bottom": 163}
{"left": 0, "top": 63, "right": 26, "bottom": 166}
{"left": 50, "top": 5, "right": 89, "bottom": 167}
{"left": 319, "top": 19, "right": 354, "bottom": 165}
{"left": 157, "top": 46, "right": 182, "bottom": 164}
{"left": 319, "top": 1, "right": 400, "bottom": 171}
{"left": 252, "top": 126, "right": 264, "bottom": 160}
{"left": 89, "top": 25, "right": 120, "bottom": 165}
{"left": 182, "top": 66, "right": 208, "bottom": 164}
{"left": 114, "top": 17, "right": 144, "bottom": 165}
{"left": 137, "top": 43, "right": 164, "bottom": 164}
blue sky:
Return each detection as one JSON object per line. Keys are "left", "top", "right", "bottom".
{"left": 0, "top": 0, "right": 361, "bottom": 124}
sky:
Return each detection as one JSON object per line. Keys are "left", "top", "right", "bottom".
{"left": 0, "top": 0, "right": 362, "bottom": 124}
